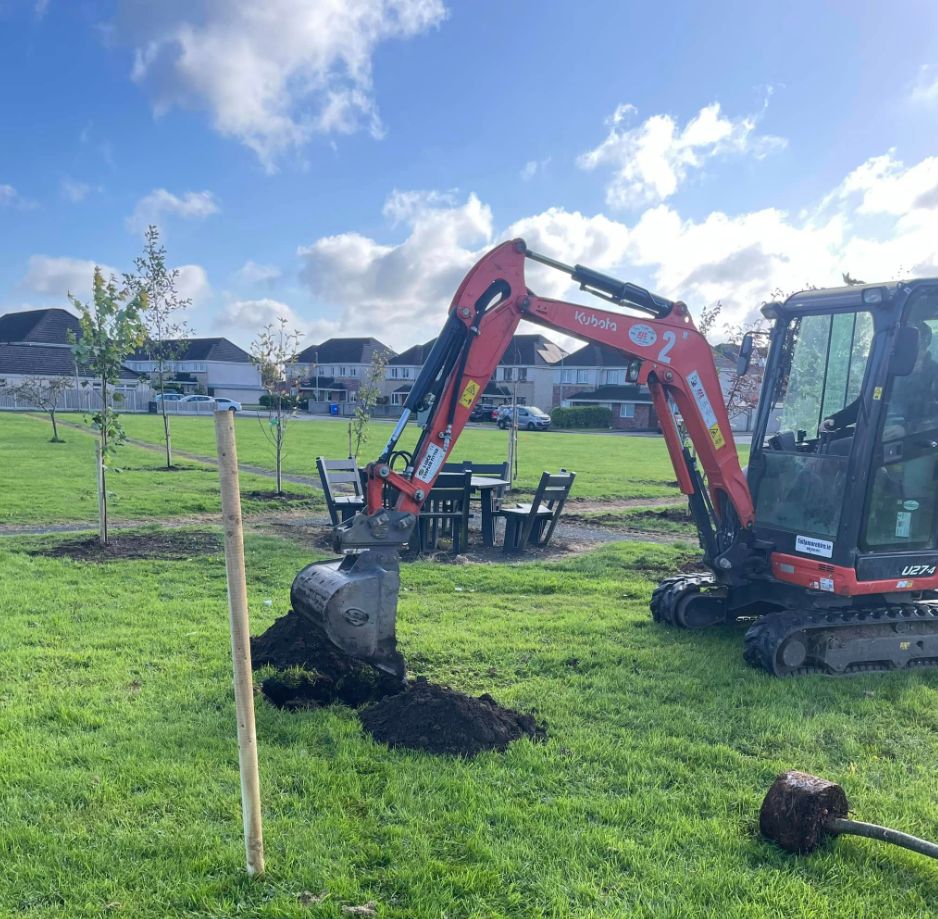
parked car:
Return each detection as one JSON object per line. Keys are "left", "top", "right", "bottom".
{"left": 497, "top": 405, "right": 552, "bottom": 430}
{"left": 154, "top": 392, "right": 184, "bottom": 402}
{"left": 469, "top": 402, "right": 497, "bottom": 422}
{"left": 179, "top": 394, "right": 215, "bottom": 407}
{"left": 214, "top": 398, "right": 242, "bottom": 412}
{"left": 178, "top": 394, "right": 242, "bottom": 412}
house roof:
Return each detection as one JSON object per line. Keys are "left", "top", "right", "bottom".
{"left": 0, "top": 308, "right": 81, "bottom": 345}
{"left": 567, "top": 384, "right": 651, "bottom": 403}
{"left": 0, "top": 343, "right": 138, "bottom": 380}
{"left": 130, "top": 337, "right": 252, "bottom": 363}
{"left": 562, "top": 342, "right": 638, "bottom": 368}
{"left": 297, "top": 337, "right": 394, "bottom": 364}
{"left": 498, "top": 334, "right": 567, "bottom": 366}
{"left": 388, "top": 339, "right": 436, "bottom": 366}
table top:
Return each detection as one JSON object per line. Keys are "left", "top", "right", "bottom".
{"left": 471, "top": 476, "right": 511, "bottom": 488}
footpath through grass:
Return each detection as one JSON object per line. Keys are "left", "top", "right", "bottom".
{"left": 0, "top": 414, "right": 315, "bottom": 526}
{"left": 1, "top": 532, "right": 936, "bottom": 917}
{"left": 121, "top": 414, "right": 710, "bottom": 501}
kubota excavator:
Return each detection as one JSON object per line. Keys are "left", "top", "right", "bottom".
{"left": 291, "top": 240, "right": 938, "bottom": 677}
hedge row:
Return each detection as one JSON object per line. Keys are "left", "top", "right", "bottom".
{"left": 550, "top": 405, "right": 613, "bottom": 428}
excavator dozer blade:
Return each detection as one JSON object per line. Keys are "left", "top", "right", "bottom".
{"left": 290, "top": 548, "right": 406, "bottom": 681}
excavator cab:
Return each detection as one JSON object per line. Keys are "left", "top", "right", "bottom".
{"left": 747, "top": 282, "right": 938, "bottom": 586}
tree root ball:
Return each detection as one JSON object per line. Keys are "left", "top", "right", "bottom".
{"left": 760, "top": 770, "right": 849, "bottom": 853}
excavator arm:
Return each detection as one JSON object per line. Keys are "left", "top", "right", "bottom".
{"left": 292, "top": 239, "right": 756, "bottom": 678}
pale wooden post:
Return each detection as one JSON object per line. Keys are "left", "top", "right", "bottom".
{"left": 214, "top": 410, "right": 265, "bottom": 877}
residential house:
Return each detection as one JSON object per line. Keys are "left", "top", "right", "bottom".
{"left": 294, "top": 337, "right": 395, "bottom": 404}
{"left": 384, "top": 333, "right": 566, "bottom": 410}
{"left": 125, "top": 338, "right": 263, "bottom": 402}
{"left": 0, "top": 307, "right": 140, "bottom": 389}
{"left": 554, "top": 342, "right": 655, "bottom": 431}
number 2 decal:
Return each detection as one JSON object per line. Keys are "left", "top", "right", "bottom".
{"left": 657, "top": 331, "right": 676, "bottom": 364}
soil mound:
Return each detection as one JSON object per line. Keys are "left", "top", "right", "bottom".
{"left": 359, "top": 677, "right": 546, "bottom": 757}
{"left": 30, "top": 530, "right": 221, "bottom": 561}
{"left": 252, "top": 610, "right": 403, "bottom": 708}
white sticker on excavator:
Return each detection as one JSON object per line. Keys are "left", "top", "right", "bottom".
{"left": 687, "top": 371, "right": 718, "bottom": 429}
{"left": 414, "top": 442, "right": 447, "bottom": 484}
{"left": 795, "top": 534, "right": 833, "bottom": 558}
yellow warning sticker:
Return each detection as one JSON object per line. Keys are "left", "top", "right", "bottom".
{"left": 709, "top": 423, "right": 725, "bottom": 449}
{"left": 459, "top": 380, "right": 480, "bottom": 408}
{"left": 873, "top": 386, "right": 883, "bottom": 401}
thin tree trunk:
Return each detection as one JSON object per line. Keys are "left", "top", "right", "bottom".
{"left": 50, "top": 410, "right": 59, "bottom": 442}
{"left": 97, "top": 440, "right": 107, "bottom": 546}
{"left": 162, "top": 404, "right": 173, "bottom": 468}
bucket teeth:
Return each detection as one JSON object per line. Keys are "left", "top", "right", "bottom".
{"left": 290, "top": 549, "right": 406, "bottom": 680}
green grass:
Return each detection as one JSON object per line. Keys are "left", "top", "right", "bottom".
{"left": 1, "top": 531, "right": 937, "bottom": 917}
{"left": 121, "top": 413, "right": 734, "bottom": 501}
{"left": 0, "top": 414, "right": 316, "bottom": 526}
{"left": 568, "top": 505, "right": 697, "bottom": 536}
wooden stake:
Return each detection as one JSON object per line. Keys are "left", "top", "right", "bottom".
{"left": 214, "top": 410, "right": 265, "bottom": 877}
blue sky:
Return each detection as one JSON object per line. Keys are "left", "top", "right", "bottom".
{"left": 2, "top": 0, "right": 937, "bottom": 350}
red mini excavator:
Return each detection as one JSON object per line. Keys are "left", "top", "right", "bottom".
{"left": 291, "top": 240, "right": 938, "bottom": 677}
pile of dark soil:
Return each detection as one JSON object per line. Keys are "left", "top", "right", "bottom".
{"left": 253, "top": 611, "right": 545, "bottom": 755}
{"left": 359, "top": 677, "right": 546, "bottom": 757}
{"left": 759, "top": 770, "right": 849, "bottom": 853}
{"left": 29, "top": 530, "right": 221, "bottom": 562}
{"left": 251, "top": 610, "right": 403, "bottom": 709}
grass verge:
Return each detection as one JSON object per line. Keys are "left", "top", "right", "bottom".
{"left": 0, "top": 532, "right": 936, "bottom": 917}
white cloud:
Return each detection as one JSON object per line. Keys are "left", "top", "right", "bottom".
{"left": 214, "top": 297, "right": 332, "bottom": 342}
{"left": 289, "top": 150, "right": 938, "bottom": 349}
{"left": 22, "top": 256, "right": 120, "bottom": 299}
{"left": 520, "top": 158, "right": 550, "bottom": 181}
{"left": 127, "top": 188, "right": 219, "bottom": 233}
{"left": 175, "top": 264, "right": 211, "bottom": 305}
{"left": 236, "top": 260, "right": 282, "bottom": 285}
{"left": 297, "top": 190, "right": 492, "bottom": 347}
{"left": 116, "top": 0, "right": 447, "bottom": 169}
{"left": 35, "top": 0, "right": 49, "bottom": 19}
{"left": 578, "top": 102, "right": 786, "bottom": 210}
{"left": 0, "top": 184, "right": 38, "bottom": 211}
{"left": 61, "top": 178, "right": 101, "bottom": 203}
{"left": 910, "top": 66, "right": 938, "bottom": 106}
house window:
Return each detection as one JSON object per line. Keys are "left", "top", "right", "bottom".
{"left": 576, "top": 370, "right": 589, "bottom": 383}
{"left": 403, "top": 368, "right": 411, "bottom": 379}
{"left": 503, "top": 367, "right": 513, "bottom": 382}
{"left": 390, "top": 367, "right": 399, "bottom": 379}
{"left": 620, "top": 403, "right": 636, "bottom": 418}
{"left": 339, "top": 367, "right": 347, "bottom": 376}
{"left": 518, "top": 367, "right": 528, "bottom": 382}
{"left": 560, "top": 369, "right": 573, "bottom": 383}
{"left": 605, "top": 370, "right": 621, "bottom": 385}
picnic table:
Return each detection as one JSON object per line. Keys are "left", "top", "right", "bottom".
{"left": 471, "top": 475, "right": 511, "bottom": 547}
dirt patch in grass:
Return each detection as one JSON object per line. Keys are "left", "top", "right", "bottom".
{"left": 242, "top": 490, "right": 312, "bottom": 503}
{"left": 360, "top": 677, "right": 546, "bottom": 757}
{"left": 253, "top": 610, "right": 545, "bottom": 755}
{"left": 28, "top": 530, "right": 221, "bottom": 561}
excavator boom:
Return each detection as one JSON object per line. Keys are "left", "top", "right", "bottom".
{"left": 292, "top": 240, "right": 755, "bottom": 678}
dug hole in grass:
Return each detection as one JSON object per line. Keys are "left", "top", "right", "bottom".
{"left": 253, "top": 610, "right": 546, "bottom": 757}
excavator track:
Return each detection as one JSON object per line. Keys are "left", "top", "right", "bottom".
{"left": 650, "top": 574, "right": 729, "bottom": 629}
{"left": 743, "top": 604, "right": 938, "bottom": 676}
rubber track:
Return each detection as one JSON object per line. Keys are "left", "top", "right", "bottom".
{"left": 743, "top": 604, "right": 938, "bottom": 676}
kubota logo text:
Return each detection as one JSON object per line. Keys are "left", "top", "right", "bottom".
{"left": 574, "top": 310, "right": 617, "bottom": 332}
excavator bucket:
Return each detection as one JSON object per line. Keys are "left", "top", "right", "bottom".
{"left": 290, "top": 548, "right": 406, "bottom": 680}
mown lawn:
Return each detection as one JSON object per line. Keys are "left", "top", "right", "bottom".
{"left": 1, "top": 532, "right": 937, "bottom": 917}
{"left": 120, "top": 414, "right": 700, "bottom": 501}
{"left": 0, "top": 414, "right": 315, "bottom": 526}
